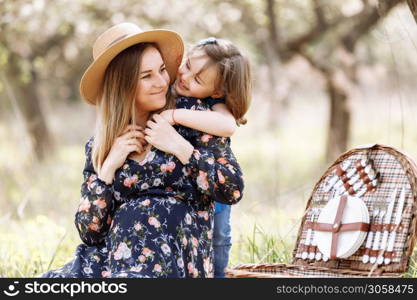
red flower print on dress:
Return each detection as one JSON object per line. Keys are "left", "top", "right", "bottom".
{"left": 167, "top": 161, "right": 176, "bottom": 172}
{"left": 196, "top": 171, "right": 209, "bottom": 191}
{"left": 114, "top": 242, "right": 131, "bottom": 260}
{"left": 177, "top": 258, "right": 184, "bottom": 268}
{"left": 217, "top": 170, "right": 225, "bottom": 184}
{"left": 201, "top": 134, "right": 213, "bottom": 143}
{"left": 130, "top": 265, "right": 143, "bottom": 272}
{"left": 134, "top": 223, "right": 142, "bottom": 231}
{"left": 160, "top": 164, "right": 168, "bottom": 173}
{"left": 123, "top": 178, "right": 133, "bottom": 188}
{"left": 88, "top": 223, "right": 99, "bottom": 232}
{"left": 140, "top": 199, "right": 151, "bottom": 206}
{"left": 187, "top": 262, "right": 194, "bottom": 274}
{"left": 87, "top": 174, "right": 97, "bottom": 185}
{"left": 217, "top": 157, "right": 227, "bottom": 165}
{"left": 78, "top": 197, "right": 90, "bottom": 212}
{"left": 101, "top": 270, "right": 111, "bottom": 277}
{"left": 142, "top": 247, "right": 153, "bottom": 257}
{"left": 148, "top": 216, "right": 161, "bottom": 228}
{"left": 123, "top": 175, "right": 138, "bottom": 188}
{"left": 203, "top": 258, "right": 211, "bottom": 275}
{"left": 197, "top": 210, "right": 209, "bottom": 221}
{"left": 93, "top": 198, "right": 107, "bottom": 209}
{"left": 153, "top": 264, "right": 162, "bottom": 273}
{"left": 233, "top": 190, "right": 241, "bottom": 200}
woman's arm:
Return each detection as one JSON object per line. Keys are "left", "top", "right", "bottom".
{"left": 160, "top": 103, "right": 237, "bottom": 137}
{"left": 145, "top": 115, "right": 244, "bottom": 205}
{"left": 184, "top": 135, "right": 244, "bottom": 205}
{"left": 75, "top": 127, "right": 146, "bottom": 245}
{"left": 74, "top": 137, "right": 117, "bottom": 246}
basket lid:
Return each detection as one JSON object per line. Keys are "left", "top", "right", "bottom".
{"left": 291, "top": 144, "right": 417, "bottom": 276}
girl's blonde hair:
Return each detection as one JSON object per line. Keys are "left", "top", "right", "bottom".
{"left": 191, "top": 38, "right": 252, "bottom": 125}
{"left": 92, "top": 42, "right": 160, "bottom": 172}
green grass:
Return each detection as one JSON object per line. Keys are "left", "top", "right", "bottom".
{"left": 0, "top": 215, "right": 78, "bottom": 277}
{"left": 230, "top": 223, "right": 293, "bottom": 265}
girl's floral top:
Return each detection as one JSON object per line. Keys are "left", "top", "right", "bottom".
{"left": 39, "top": 96, "right": 244, "bottom": 278}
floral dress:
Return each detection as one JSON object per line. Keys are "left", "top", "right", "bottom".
{"left": 39, "top": 96, "right": 243, "bottom": 278}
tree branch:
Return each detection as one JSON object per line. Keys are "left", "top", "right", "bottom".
{"left": 270, "top": 0, "right": 347, "bottom": 61}
{"left": 342, "top": 0, "right": 405, "bottom": 51}
{"left": 31, "top": 24, "right": 75, "bottom": 59}
{"left": 313, "top": 0, "right": 326, "bottom": 29}
{"left": 266, "top": 0, "right": 281, "bottom": 53}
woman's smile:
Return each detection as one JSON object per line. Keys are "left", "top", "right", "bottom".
{"left": 150, "top": 89, "right": 166, "bottom": 95}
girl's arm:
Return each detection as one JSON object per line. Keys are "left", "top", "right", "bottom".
{"left": 161, "top": 103, "right": 237, "bottom": 137}
{"left": 145, "top": 115, "right": 244, "bottom": 205}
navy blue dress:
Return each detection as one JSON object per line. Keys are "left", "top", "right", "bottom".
{"left": 39, "top": 96, "right": 243, "bottom": 278}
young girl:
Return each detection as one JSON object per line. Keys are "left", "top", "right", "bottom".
{"left": 159, "top": 37, "right": 251, "bottom": 277}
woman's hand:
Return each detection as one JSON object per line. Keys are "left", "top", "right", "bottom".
{"left": 99, "top": 125, "right": 146, "bottom": 183}
{"left": 145, "top": 114, "right": 194, "bottom": 164}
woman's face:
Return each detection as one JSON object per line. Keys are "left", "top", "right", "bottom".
{"left": 135, "top": 46, "right": 170, "bottom": 113}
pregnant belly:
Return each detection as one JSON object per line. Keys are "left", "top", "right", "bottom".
{"left": 105, "top": 196, "right": 195, "bottom": 266}
{"left": 110, "top": 196, "right": 192, "bottom": 235}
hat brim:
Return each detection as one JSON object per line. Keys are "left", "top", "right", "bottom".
{"left": 80, "top": 29, "right": 184, "bottom": 105}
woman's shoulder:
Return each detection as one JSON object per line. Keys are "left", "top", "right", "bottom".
{"left": 84, "top": 136, "right": 95, "bottom": 155}
{"left": 175, "top": 96, "right": 209, "bottom": 110}
{"left": 204, "top": 97, "right": 225, "bottom": 109}
{"left": 176, "top": 96, "right": 225, "bottom": 110}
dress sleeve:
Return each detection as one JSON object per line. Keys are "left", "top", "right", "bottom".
{"left": 74, "top": 137, "right": 116, "bottom": 246}
{"left": 184, "top": 134, "right": 244, "bottom": 205}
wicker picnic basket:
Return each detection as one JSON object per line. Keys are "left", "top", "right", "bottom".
{"left": 226, "top": 144, "right": 417, "bottom": 277}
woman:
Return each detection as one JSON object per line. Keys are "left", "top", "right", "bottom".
{"left": 39, "top": 23, "right": 243, "bottom": 278}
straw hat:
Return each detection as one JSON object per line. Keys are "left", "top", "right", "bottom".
{"left": 80, "top": 22, "right": 184, "bottom": 105}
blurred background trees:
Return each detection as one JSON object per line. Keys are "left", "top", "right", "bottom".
{"left": 3, "top": 0, "right": 417, "bottom": 215}
{"left": 1, "top": 0, "right": 414, "bottom": 162}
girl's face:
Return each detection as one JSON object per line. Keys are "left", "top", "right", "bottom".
{"left": 135, "top": 46, "right": 170, "bottom": 113}
{"left": 174, "top": 49, "right": 222, "bottom": 99}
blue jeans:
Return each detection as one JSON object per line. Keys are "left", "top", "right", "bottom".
{"left": 213, "top": 204, "right": 232, "bottom": 278}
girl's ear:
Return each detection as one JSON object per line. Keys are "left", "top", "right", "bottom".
{"left": 212, "top": 90, "right": 224, "bottom": 98}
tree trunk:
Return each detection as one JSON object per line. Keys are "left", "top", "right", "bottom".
{"left": 262, "top": 39, "right": 290, "bottom": 128}
{"left": 6, "top": 59, "right": 52, "bottom": 161}
{"left": 324, "top": 71, "right": 351, "bottom": 162}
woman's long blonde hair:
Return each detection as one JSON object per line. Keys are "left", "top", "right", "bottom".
{"left": 91, "top": 42, "right": 161, "bottom": 172}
